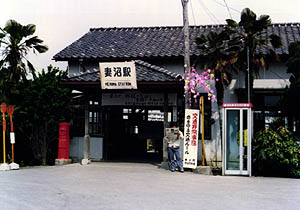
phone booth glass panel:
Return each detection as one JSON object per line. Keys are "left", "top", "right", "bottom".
{"left": 222, "top": 103, "right": 253, "bottom": 176}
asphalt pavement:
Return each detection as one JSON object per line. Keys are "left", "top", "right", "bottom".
{"left": 0, "top": 162, "right": 299, "bottom": 210}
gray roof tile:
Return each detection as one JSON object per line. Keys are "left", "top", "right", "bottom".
{"left": 54, "top": 24, "right": 300, "bottom": 61}
{"left": 63, "top": 60, "right": 181, "bottom": 83}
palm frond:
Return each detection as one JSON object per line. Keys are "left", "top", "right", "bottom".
{"left": 257, "top": 15, "right": 271, "bottom": 27}
{"left": 253, "top": 16, "right": 271, "bottom": 33}
{"left": 0, "top": 60, "right": 5, "bottom": 69}
{"left": 4, "top": 20, "right": 23, "bottom": 40}
{"left": 226, "top": 19, "right": 238, "bottom": 28}
{"left": 23, "top": 24, "right": 36, "bottom": 37}
{"left": 33, "top": 45, "right": 48, "bottom": 53}
{"left": 0, "top": 32, "right": 5, "bottom": 39}
{"left": 240, "top": 8, "right": 257, "bottom": 31}
{"left": 25, "top": 36, "right": 44, "bottom": 47}
{"left": 288, "top": 40, "right": 300, "bottom": 57}
{"left": 195, "top": 36, "right": 207, "bottom": 45}
{"left": 257, "top": 39, "right": 267, "bottom": 46}
{"left": 27, "top": 60, "right": 35, "bottom": 73}
{"left": 270, "top": 34, "right": 282, "bottom": 48}
{"left": 269, "top": 49, "right": 281, "bottom": 61}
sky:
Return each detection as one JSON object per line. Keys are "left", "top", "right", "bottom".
{"left": 1, "top": 0, "right": 300, "bottom": 71}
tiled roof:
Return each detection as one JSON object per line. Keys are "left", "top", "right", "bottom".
{"left": 54, "top": 23, "right": 300, "bottom": 60}
{"left": 62, "top": 60, "right": 182, "bottom": 83}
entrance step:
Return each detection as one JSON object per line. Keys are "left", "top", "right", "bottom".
{"left": 158, "top": 161, "right": 169, "bottom": 170}
{"left": 55, "top": 159, "right": 72, "bottom": 165}
{"left": 193, "top": 166, "right": 213, "bottom": 175}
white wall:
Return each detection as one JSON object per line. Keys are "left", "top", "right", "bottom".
{"left": 68, "top": 61, "right": 99, "bottom": 76}
{"left": 69, "top": 136, "right": 103, "bottom": 162}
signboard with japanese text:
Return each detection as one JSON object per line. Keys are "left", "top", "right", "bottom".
{"left": 183, "top": 109, "right": 200, "bottom": 169}
{"left": 99, "top": 61, "right": 137, "bottom": 89}
{"left": 102, "top": 93, "right": 177, "bottom": 106}
{"left": 222, "top": 103, "right": 253, "bottom": 108}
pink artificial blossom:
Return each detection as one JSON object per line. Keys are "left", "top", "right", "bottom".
{"left": 184, "top": 68, "right": 217, "bottom": 105}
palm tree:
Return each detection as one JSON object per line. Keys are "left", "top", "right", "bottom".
{"left": 195, "top": 29, "right": 238, "bottom": 108}
{"left": 194, "top": 29, "right": 239, "bottom": 165}
{"left": 285, "top": 41, "right": 300, "bottom": 131}
{"left": 225, "top": 8, "right": 282, "bottom": 102}
{"left": 0, "top": 19, "right": 48, "bottom": 82}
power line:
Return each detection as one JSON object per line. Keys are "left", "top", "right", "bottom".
{"left": 212, "top": 0, "right": 240, "bottom": 13}
{"left": 190, "top": 0, "right": 197, "bottom": 25}
{"left": 197, "top": 0, "right": 220, "bottom": 24}
{"left": 223, "top": 0, "right": 233, "bottom": 19}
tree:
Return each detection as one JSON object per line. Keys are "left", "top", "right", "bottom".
{"left": 284, "top": 41, "right": 300, "bottom": 132}
{"left": 225, "top": 8, "right": 282, "bottom": 102}
{"left": 195, "top": 26, "right": 240, "bottom": 139}
{"left": 0, "top": 20, "right": 48, "bottom": 83}
{"left": 195, "top": 29, "right": 239, "bottom": 108}
{"left": 16, "top": 66, "right": 72, "bottom": 165}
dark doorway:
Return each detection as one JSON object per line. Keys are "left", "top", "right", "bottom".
{"left": 105, "top": 106, "right": 164, "bottom": 162}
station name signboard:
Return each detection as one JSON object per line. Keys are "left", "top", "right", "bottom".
{"left": 183, "top": 109, "right": 200, "bottom": 169}
{"left": 99, "top": 61, "right": 137, "bottom": 89}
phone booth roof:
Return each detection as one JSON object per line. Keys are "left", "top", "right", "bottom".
{"left": 222, "top": 103, "right": 253, "bottom": 108}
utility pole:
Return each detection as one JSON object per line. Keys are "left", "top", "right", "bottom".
{"left": 247, "top": 46, "right": 250, "bottom": 103}
{"left": 182, "top": 0, "right": 191, "bottom": 109}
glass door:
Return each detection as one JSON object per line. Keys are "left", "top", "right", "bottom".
{"left": 225, "top": 110, "right": 240, "bottom": 171}
{"left": 223, "top": 108, "right": 251, "bottom": 176}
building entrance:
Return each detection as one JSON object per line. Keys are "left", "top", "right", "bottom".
{"left": 105, "top": 107, "right": 164, "bottom": 162}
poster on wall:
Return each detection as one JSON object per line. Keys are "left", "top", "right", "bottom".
{"left": 102, "top": 93, "right": 177, "bottom": 106}
{"left": 183, "top": 109, "right": 200, "bottom": 169}
{"left": 99, "top": 61, "right": 137, "bottom": 89}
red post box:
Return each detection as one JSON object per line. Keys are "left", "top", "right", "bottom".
{"left": 57, "top": 122, "right": 71, "bottom": 159}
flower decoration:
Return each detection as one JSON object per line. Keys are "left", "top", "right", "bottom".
{"left": 184, "top": 67, "right": 217, "bottom": 105}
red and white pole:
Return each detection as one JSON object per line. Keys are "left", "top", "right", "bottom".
{"left": 7, "top": 105, "right": 19, "bottom": 170}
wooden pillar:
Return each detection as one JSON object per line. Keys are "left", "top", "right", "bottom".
{"left": 82, "top": 97, "right": 90, "bottom": 165}
{"left": 161, "top": 92, "right": 169, "bottom": 168}
{"left": 182, "top": 0, "right": 191, "bottom": 109}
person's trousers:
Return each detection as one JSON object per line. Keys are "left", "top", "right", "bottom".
{"left": 168, "top": 146, "right": 183, "bottom": 170}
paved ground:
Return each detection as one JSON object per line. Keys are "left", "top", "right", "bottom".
{"left": 0, "top": 162, "right": 300, "bottom": 210}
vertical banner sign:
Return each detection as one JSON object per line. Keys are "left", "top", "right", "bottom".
{"left": 99, "top": 61, "right": 137, "bottom": 89}
{"left": 183, "top": 109, "right": 200, "bottom": 169}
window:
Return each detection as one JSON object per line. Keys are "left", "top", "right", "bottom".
{"left": 89, "top": 100, "right": 103, "bottom": 136}
{"left": 148, "top": 110, "right": 164, "bottom": 121}
{"left": 147, "top": 109, "right": 172, "bottom": 122}
{"left": 253, "top": 92, "right": 286, "bottom": 132}
{"left": 123, "top": 108, "right": 132, "bottom": 120}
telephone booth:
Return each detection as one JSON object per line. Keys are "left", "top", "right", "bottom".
{"left": 222, "top": 103, "right": 253, "bottom": 176}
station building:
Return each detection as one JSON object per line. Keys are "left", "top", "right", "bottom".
{"left": 54, "top": 23, "right": 300, "bottom": 167}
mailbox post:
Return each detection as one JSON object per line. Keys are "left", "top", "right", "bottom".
{"left": 55, "top": 122, "right": 72, "bottom": 165}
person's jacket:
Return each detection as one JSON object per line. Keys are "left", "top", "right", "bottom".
{"left": 164, "top": 131, "right": 184, "bottom": 148}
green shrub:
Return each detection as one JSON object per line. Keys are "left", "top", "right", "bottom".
{"left": 253, "top": 126, "right": 300, "bottom": 178}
